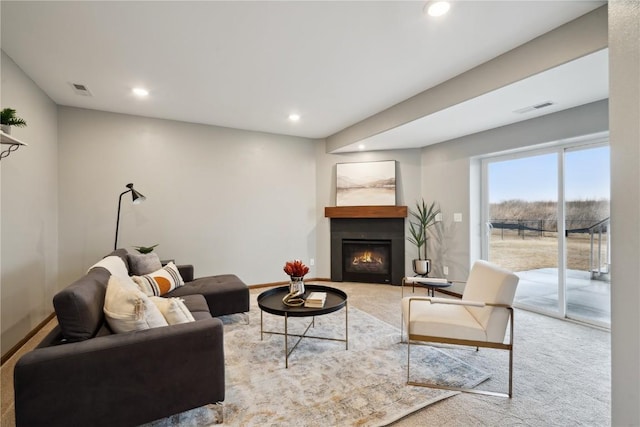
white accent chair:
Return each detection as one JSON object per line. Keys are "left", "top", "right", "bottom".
{"left": 401, "top": 260, "right": 519, "bottom": 397}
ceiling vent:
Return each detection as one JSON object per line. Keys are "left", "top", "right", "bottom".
{"left": 514, "top": 101, "right": 554, "bottom": 114}
{"left": 70, "top": 83, "right": 93, "bottom": 97}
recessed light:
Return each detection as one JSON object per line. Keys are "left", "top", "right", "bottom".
{"left": 425, "top": 1, "right": 450, "bottom": 17}
{"left": 132, "top": 87, "right": 149, "bottom": 97}
{"left": 288, "top": 113, "right": 301, "bottom": 122}
{"left": 358, "top": 144, "right": 366, "bottom": 150}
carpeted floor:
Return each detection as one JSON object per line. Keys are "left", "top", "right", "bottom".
{"left": 148, "top": 303, "right": 489, "bottom": 426}
{"left": 1, "top": 282, "right": 611, "bottom": 426}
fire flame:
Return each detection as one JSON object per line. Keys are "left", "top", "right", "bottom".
{"left": 352, "top": 251, "right": 383, "bottom": 265}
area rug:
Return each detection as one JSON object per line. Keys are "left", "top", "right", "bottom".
{"left": 146, "top": 302, "right": 490, "bottom": 427}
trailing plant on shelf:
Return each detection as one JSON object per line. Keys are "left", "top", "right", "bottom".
{"left": 1, "top": 108, "right": 27, "bottom": 134}
{"left": 407, "top": 199, "right": 441, "bottom": 275}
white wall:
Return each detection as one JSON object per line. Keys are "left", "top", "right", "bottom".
{"left": 314, "top": 144, "right": 423, "bottom": 279}
{"left": 1, "top": 51, "right": 58, "bottom": 355}
{"left": 609, "top": 1, "right": 640, "bottom": 424}
{"left": 420, "top": 99, "right": 609, "bottom": 291}
{"left": 57, "top": 107, "right": 317, "bottom": 287}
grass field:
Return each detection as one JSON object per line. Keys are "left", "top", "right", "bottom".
{"left": 489, "top": 232, "right": 609, "bottom": 273}
{"left": 489, "top": 199, "right": 609, "bottom": 273}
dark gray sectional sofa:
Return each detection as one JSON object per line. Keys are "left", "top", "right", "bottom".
{"left": 13, "top": 249, "right": 249, "bottom": 427}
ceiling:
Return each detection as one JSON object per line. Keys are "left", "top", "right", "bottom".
{"left": 1, "top": 1, "right": 607, "bottom": 151}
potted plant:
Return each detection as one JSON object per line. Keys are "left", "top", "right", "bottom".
{"left": 1, "top": 108, "right": 27, "bottom": 135}
{"left": 132, "top": 244, "right": 158, "bottom": 254}
{"left": 407, "top": 199, "right": 441, "bottom": 275}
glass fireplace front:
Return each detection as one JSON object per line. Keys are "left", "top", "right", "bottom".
{"left": 342, "top": 239, "right": 391, "bottom": 283}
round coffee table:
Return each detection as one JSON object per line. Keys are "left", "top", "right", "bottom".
{"left": 257, "top": 284, "right": 348, "bottom": 368}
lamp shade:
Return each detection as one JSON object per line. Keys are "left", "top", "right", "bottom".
{"left": 129, "top": 185, "right": 146, "bottom": 204}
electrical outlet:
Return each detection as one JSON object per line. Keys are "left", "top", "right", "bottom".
{"left": 454, "top": 213, "right": 462, "bottom": 222}
{"left": 435, "top": 212, "right": 443, "bottom": 222}
{"left": 443, "top": 266, "right": 449, "bottom": 276}
{"left": 310, "top": 258, "right": 315, "bottom": 266}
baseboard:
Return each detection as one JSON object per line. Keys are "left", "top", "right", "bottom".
{"left": 1, "top": 312, "right": 56, "bottom": 366}
{"left": 248, "top": 277, "right": 331, "bottom": 289}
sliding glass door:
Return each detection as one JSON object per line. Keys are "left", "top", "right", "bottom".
{"left": 482, "top": 140, "right": 610, "bottom": 326}
{"left": 485, "top": 151, "right": 562, "bottom": 317}
{"left": 564, "top": 145, "right": 610, "bottom": 325}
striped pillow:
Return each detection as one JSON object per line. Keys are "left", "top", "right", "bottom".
{"left": 132, "top": 262, "right": 185, "bottom": 296}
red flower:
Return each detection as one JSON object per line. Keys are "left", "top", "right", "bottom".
{"left": 283, "top": 259, "right": 309, "bottom": 278}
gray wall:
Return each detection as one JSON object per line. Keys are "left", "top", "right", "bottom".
{"left": 57, "top": 107, "right": 317, "bottom": 287}
{"left": 1, "top": 51, "right": 59, "bottom": 355}
{"left": 609, "top": 1, "right": 640, "bottom": 425}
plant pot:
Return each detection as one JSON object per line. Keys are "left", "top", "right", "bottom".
{"left": 1, "top": 125, "right": 11, "bottom": 135}
{"left": 412, "top": 259, "right": 431, "bottom": 275}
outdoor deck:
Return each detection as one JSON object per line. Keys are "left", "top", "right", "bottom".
{"left": 515, "top": 268, "right": 610, "bottom": 326}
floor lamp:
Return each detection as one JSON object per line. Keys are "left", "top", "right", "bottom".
{"left": 114, "top": 183, "right": 146, "bottom": 250}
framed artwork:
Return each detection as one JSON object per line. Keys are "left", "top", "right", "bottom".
{"left": 336, "top": 160, "right": 396, "bottom": 206}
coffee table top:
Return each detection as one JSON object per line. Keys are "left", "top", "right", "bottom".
{"left": 258, "top": 284, "right": 347, "bottom": 317}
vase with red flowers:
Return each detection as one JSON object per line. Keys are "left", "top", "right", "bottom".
{"left": 283, "top": 260, "right": 309, "bottom": 305}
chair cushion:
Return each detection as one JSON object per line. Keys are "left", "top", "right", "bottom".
{"left": 462, "top": 260, "right": 518, "bottom": 341}
{"left": 402, "top": 297, "right": 486, "bottom": 342}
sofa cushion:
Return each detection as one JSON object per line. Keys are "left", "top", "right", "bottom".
{"left": 177, "top": 294, "right": 211, "bottom": 321}
{"left": 132, "top": 262, "right": 185, "bottom": 296}
{"left": 104, "top": 275, "right": 168, "bottom": 333}
{"left": 128, "top": 252, "right": 162, "bottom": 276}
{"left": 166, "top": 274, "right": 249, "bottom": 317}
{"left": 52, "top": 249, "right": 130, "bottom": 342}
{"left": 53, "top": 268, "right": 111, "bottom": 342}
{"left": 149, "top": 297, "right": 195, "bottom": 325}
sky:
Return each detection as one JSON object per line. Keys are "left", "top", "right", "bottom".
{"left": 489, "top": 145, "right": 610, "bottom": 203}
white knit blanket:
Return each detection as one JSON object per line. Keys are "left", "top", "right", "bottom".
{"left": 89, "top": 255, "right": 129, "bottom": 279}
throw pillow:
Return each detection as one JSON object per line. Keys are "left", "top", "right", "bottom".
{"left": 150, "top": 297, "right": 195, "bottom": 325}
{"left": 128, "top": 252, "right": 162, "bottom": 276}
{"left": 103, "top": 275, "right": 168, "bottom": 333}
{"left": 132, "top": 262, "right": 185, "bottom": 296}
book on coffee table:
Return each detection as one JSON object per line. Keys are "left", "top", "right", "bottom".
{"left": 304, "top": 292, "right": 327, "bottom": 308}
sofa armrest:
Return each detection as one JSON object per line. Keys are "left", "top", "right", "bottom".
{"left": 176, "top": 264, "right": 194, "bottom": 282}
{"left": 14, "top": 318, "right": 224, "bottom": 427}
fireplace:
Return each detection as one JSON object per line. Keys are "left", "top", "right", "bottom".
{"left": 328, "top": 214, "right": 405, "bottom": 285}
{"left": 342, "top": 239, "right": 391, "bottom": 283}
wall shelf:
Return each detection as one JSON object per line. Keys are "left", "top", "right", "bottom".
{"left": 1, "top": 131, "right": 27, "bottom": 160}
{"left": 324, "top": 206, "right": 407, "bottom": 218}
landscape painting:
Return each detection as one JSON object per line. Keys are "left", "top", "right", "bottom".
{"left": 336, "top": 160, "right": 396, "bottom": 206}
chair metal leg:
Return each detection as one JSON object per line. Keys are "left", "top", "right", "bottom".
{"left": 405, "top": 307, "right": 515, "bottom": 398}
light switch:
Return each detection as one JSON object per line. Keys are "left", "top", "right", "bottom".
{"left": 435, "top": 213, "right": 443, "bottom": 222}
{"left": 454, "top": 213, "right": 463, "bottom": 222}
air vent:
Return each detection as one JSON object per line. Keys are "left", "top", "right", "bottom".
{"left": 70, "top": 82, "right": 93, "bottom": 97}
{"left": 514, "top": 101, "right": 554, "bottom": 114}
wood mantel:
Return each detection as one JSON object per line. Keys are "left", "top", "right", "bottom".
{"left": 324, "top": 206, "right": 407, "bottom": 218}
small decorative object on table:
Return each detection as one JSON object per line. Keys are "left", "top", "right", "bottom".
{"left": 304, "top": 291, "right": 327, "bottom": 308}
{"left": 282, "top": 259, "right": 309, "bottom": 306}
